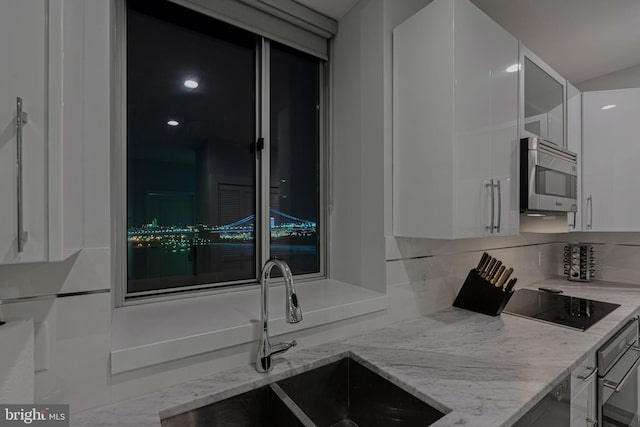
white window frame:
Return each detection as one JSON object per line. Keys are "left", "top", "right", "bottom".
{"left": 112, "top": 0, "right": 329, "bottom": 306}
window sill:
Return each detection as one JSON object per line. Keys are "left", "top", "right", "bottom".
{"left": 110, "top": 279, "right": 387, "bottom": 374}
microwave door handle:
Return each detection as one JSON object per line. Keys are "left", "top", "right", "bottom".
{"left": 486, "top": 179, "right": 494, "bottom": 233}
{"left": 496, "top": 179, "right": 501, "bottom": 233}
{"left": 571, "top": 211, "right": 577, "bottom": 229}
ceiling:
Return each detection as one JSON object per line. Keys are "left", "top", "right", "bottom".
{"left": 293, "top": 0, "right": 359, "bottom": 21}
{"left": 469, "top": 0, "right": 640, "bottom": 84}
{"left": 296, "top": 0, "right": 640, "bottom": 84}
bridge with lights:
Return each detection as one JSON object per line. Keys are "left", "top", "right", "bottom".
{"left": 128, "top": 209, "right": 316, "bottom": 250}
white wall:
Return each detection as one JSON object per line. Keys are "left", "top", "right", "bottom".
{"left": 0, "top": 0, "right": 614, "bottom": 416}
{"left": 577, "top": 63, "right": 640, "bottom": 92}
{"left": 330, "top": 0, "right": 385, "bottom": 292}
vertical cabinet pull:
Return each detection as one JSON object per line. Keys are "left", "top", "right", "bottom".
{"left": 586, "top": 195, "right": 593, "bottom": 230}
{"left": 486, "top": 179, "right": 495, "bottom": 233}
{"left": 16, "top": 97, "right": 28, "bottom": 253}
{"left": 485, "top": 180, "right": 501, "bottom": 234}
{"left": 571, "top": 211, "right": 577, "bottom": 229}
{"left": 496, "top": 179, "right": 501, "bottom": 233}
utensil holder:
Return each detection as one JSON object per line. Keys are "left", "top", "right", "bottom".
{"left": 453, "top": 269, "right": 514, "bottom": 316}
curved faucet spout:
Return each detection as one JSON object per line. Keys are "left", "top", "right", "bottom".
{"left": 256, "top": 257, "right": 302, "bottom": 373}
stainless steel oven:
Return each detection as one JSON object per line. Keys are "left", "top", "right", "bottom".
{"left": 520, "top": 137, "right": 578, "bottom": 213}
{"left": 598, "top": 318, "right": 640, "bottom": 426}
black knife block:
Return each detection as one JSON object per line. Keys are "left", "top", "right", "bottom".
{"left": 453, "top": 269, "right": 514, "bottom": 316}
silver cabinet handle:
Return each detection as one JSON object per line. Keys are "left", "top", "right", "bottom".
{"left": 586, "top": 418, "right": 598, "bottom": 427}
{"left": 602, "top": 356, "right": 640, "bottom": 392}
{"left": 15, "top": 97, "right": 28, "bottom": 253}
{"left": 486, "top": 179, "right": 495, "bottom": 233}
{"left": 496, "top": 179, "right": 501, "bottom": 233}
{"left": 586, "top": 195, "right": 593, "bottom": 230}
{"left": 577, "top": 366, "right": 597, "bottom": 381}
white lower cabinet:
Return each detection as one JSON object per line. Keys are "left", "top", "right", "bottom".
{"left": 571, "top": 353, "right": 597, "bottom": 427}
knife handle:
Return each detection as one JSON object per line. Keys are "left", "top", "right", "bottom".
{"left": 479, "top": 255, "right": 492, "bottom": 274}
{"left": 476, "top": 252, "right": 489, "bottom": 271}
{"left": 496, "top": 267, "right": 513, "bottom": 288}
{"left": 481, "top": 258, "right": 496, "bottom": 279}
{"left": 505, "top": 278, "right": 518, "bottom": 293}
{"left": 488, "top": 261, "right": 502, "bottom": 282}
{"left": 492, "top": 265, "right": 506, "bottom": 286}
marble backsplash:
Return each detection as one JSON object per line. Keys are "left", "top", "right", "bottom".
{"left": 562, "top": 232, "right": 640, "bottom": 285}
{"left": 386, "top": 232, "right": 640, "bottom": 322}
{"left": 385, "top": 234, "right": 563, "bottom": 322}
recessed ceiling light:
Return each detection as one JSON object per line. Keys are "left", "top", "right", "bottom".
{"left": 184, "top": 79, "right": 199, "bottom": 89}
{"left": 506, "top": 64, "right": 520, "bottom": 73}
{"left": 167, "top": 120, "right": 180, "bottom": 126}
{"left": 601, "top": 104, "right": 616, "bottom": 110}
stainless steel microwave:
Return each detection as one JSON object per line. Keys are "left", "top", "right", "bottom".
{"left": 520, "top": 137, "right": 578, "bottom": 213}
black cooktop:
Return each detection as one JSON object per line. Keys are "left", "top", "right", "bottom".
{"left": 503, "top": 289, "right": 620, "bottom": 331}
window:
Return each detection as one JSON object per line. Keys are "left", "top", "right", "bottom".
{"left": 123, "top": 0, "right": 325, "bottom": 300}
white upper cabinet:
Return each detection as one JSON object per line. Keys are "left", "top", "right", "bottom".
{"left": 393, "top": 0, "right": 519, "bottom": 239}
{"left": 0, "top": 0, "right": 99, "bottom": 264}
{"left": 567, "top": 83, "right": 582, "bottom": 231}
{"left": 583, "top": 88, "right": 640, "bottom": 232}
{"left": 0, "top": 0, "right": 48, "bottom": 263}
{"left": 519, "top": 45, "right": 567, "bottom": 148}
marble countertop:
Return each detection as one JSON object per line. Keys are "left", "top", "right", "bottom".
{"left": 71, "top": 278, "right": 640, "bottom": 427}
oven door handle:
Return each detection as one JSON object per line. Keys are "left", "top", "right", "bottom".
{"left": 602, "top": 355, "right": 640, "bottom": 393}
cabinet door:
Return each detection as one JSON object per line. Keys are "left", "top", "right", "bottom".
{"left": 0, "top": 0, "right": 47, "bottom": 263}
{"left": 567, "top": 83, "right": 582, "bottom": 231}
{"left": 519, "top": 45, "right": 566, "bottom": 148}
{"left": 453, "top": 0, "right": 519, "bottom": 238}
{"left": 583, "top": 89, "right": 640, "bottom": 232}
{"left": 571, "top": 354, "right": 597, "bottom": 427}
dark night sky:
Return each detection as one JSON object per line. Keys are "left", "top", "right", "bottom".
{"left": 127, "top": 0, "right": 319, "bottom": 228}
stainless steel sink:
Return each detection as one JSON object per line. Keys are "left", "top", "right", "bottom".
{"left": 278, "top": 357, "right": 445, "bottom": 427}
{"left": 161, "top": 385, "right": 307, "bottom": 427}
{"left": 161, "top": 357, "right": 446, "bottom": 427}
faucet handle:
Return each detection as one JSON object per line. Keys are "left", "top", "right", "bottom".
{"left": 270, "top": 340, "right": 297, "bottom": 357}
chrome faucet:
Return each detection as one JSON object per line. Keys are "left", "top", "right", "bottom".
{"left": 256, "top": 257, "right": 302, "bottom": 373}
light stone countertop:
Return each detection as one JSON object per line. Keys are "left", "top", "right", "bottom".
{"left": 71, "top": 277, "right": 640, "bottom": 427}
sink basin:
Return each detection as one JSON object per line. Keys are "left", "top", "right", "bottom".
{"left": 161, "top": 356, "right": 445, "bottom": 427}
{"left": 278, "top": 357, "right": 445, "bottom": 426}
{"left": 161, "top": 385, "right": 306, "bottom": 427}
